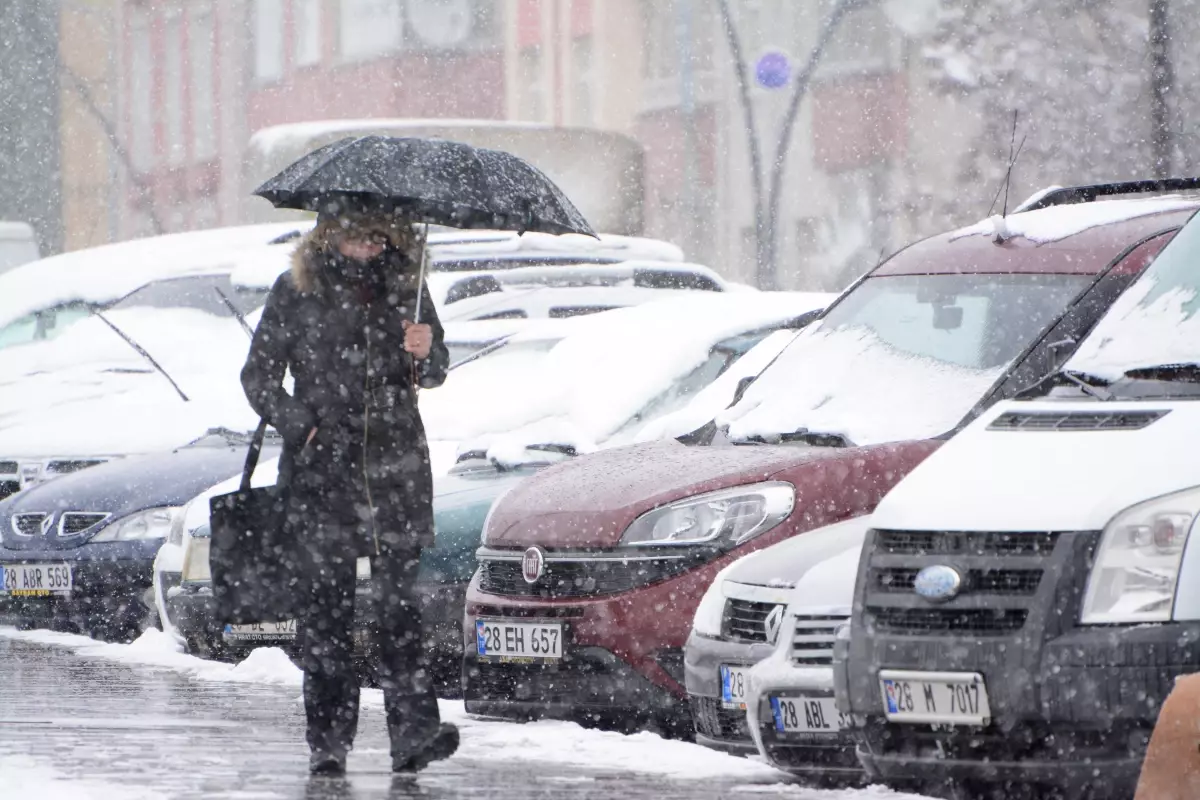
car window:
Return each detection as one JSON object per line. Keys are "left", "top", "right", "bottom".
{"left": 0, "top": 312, "right": 38, "bottom": 348}
{"left": 0, "top": 303, "right": 94, "bottom": 350}
{"left": 107, "top": 275, "right": 265, "bottom": 317}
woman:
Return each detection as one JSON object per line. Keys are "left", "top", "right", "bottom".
{"left": 241, "top": 207, "right": 457, "bottom": 775}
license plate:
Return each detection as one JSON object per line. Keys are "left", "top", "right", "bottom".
{"left": 0, "top": 563, "right": 72, "bottom": 596}
{"left": 475, "top": 618, "right": 562, "bottom": 662}
{"left": 223, "top": 620, "right": 297, "bottom": 641}
{"left": 720, "top": 664, "right": 750, "bottom": 709}
{"left": 770, "top": 695, "right": 846, "bottom": 733}
{"left": 880, "top": 670, "right": 991, "bottom": 725}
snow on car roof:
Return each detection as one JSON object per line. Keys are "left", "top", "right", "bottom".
{"left": 421, "top": 291, "right": 833, "bottom": 452}
{"left": 0, "top": 222, "right": 311, "bottom": 330}
{"left": 429, "top": 231, "right": 684, "bottom": 263}
{"left": 948, "top": 196, "right": 1200, "bottom": 245}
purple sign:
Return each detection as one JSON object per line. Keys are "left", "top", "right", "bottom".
{"left": 755, "top": 51, "right": 792, "bottom": 89}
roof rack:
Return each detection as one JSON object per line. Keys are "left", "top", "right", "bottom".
{"left": 1019, "top": 177, "right": 1200, "bottom": 212}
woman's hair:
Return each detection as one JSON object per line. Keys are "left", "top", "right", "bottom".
{"left": 292, "top": 211, "right": 426, "bottom": 292}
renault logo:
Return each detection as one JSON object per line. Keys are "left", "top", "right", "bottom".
{"left": 521, "top": 546, "right": 546, "bottom": 584}
{"left": 914, "top": 565, "right": 963, "bottom": 602}
{"left": 764, "top": 604, "right": 785, "bottom": 644}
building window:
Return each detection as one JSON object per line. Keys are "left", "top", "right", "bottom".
{"left": 190, "top": 5, "right": 217, "bottom": 160}
{"left": 129, "top": 11, "right": 154, "bottom": 172}
{"left": 572, "top": 36, "right": 594, "bottom": 126}
{"left": 164, "top": 14, "right": 185, "bottom": 165}
{"left": 340, "top": 0, "right": 402, "bottom": 62}
{"left": 253, "top": 0, "right": 285, "bottom": 81}
{"left": 295, "top": 0, "right": 322, "bottom": 66}
{"left": 518, "top": 45, "right": 544, "bottom": 122}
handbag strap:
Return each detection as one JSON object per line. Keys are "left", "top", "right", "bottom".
{"left": 240, "top": 418, "right": 269, "bottom": 491}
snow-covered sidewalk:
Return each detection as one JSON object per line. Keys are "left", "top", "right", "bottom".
{"left": 0, "top": 626, "right": 928, "bottom": 799}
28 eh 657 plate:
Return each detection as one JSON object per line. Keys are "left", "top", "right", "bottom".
{"left": 0, "top": 563, "right": 72, "bottom": 596}
{"left": 879, "top": 669, "right": 991, "bottom": 726}
{"left": 770, "top": 695, "right": 848, "bottom": 734}
{"left": 475, "top": 618, "right": 563, "bottom": 662}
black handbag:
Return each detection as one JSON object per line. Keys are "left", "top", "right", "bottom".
{"left": 209, "top": 419, "right": 302, "bottom": 625}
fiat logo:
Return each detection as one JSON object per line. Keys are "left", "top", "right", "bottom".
{"left": 521, "top": 546, "right": 546, "bottom": 584}
{"left": 913, "top": 565, "right": 963, "bottom": 602}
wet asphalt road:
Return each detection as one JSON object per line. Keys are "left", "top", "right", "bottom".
{"left": 0, "top": 635, "right": 880, "bottom": 800}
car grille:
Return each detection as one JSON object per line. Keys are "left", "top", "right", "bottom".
{"left": 722, "top": 598, "right": 783, "bottom": 643}
{"left": 863, "top": 530, "right": 1062, "bottom": 637}
{"left": 11, "top": 513, "right": 48, "bottom": 536}
{"left": 59, "top": 512, "right": 110, "bottom": 536}
{"left": 873, "top": 568, "right": 1043, "bottom": 595}
{"left": 691, "top": 696, "right": 750, "bottom": 742}
{"left": 988, "top": 410, "right": 1167, "bottom": 432}
{"left": 0, "top": 461, "right": 17, "bottom": 474}
{"left": 44, "top": 459, "right": 107, "bottom": 476}
{"left": 0, "top": 480, "right": 19, "bottom": 500}
{"left": 477, "top": 555, "right": 696, "bottom": 598}
{"left": 792, "top": 615, "right": 847, "bottom": 666}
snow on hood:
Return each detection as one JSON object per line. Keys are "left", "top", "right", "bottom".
{"left": 428, "top": 292, "right": 831, "bottom": 454}
{"left": 720, "top": 326, "right": 1004, "bottom": 446}
{"left": 0, "top": 222, "right": 308, "bottom": 329}
{"left": 873, "top": 400, "right": 1200, "bottom": 533}
{"left": 948, "top": 197, "right": 1199, "bottom": 245}
{"left": 721, "top": 514, "right": 870, "bottom": 590}
{"left": 787, "top": 538, "right": 865, "bottom": 616}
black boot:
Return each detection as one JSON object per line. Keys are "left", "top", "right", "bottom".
{"left": 309, "top": 751, "right": 347, "bottom": 775}
{"left": 391, "top": 723, "right": 459, "bottom": 773}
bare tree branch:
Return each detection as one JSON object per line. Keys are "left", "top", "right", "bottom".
{"left": 60, "top": 64, "right": 163, "bottom": 236}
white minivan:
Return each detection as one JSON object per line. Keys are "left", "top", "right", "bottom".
{"left": 837, "top": 206, "right": 1200, "bottom": 798}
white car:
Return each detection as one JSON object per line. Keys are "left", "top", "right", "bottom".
{"left": 743, "top": 527, "right": 868, "bottom": 785}
{"left": 685, "top": 516, "right": 869, "bottom": 764}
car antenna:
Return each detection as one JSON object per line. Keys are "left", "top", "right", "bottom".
{"left": 213, "top": 286, "right": 254, "bottom": 338}
{"left": 987, "top": 110, "right": 1028, "bottom": 219}
{"left": 91, "top": 310, "right": 190, "bottom": 402}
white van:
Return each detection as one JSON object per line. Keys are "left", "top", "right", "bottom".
{"left": 0, "top": 221, "right": 40, "bottom": 274}
{"left": 837, "top": 206, "right": 1200, "bottom": 797}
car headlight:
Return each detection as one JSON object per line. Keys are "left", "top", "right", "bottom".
{"left": 181, "top": 527, "right": 211, "bottom": 583}
{"left": 91, "top": 506, "right": 182, "bottom": 543}
{"left": 1081, "top": 486, "right": 1200, "bottom": 624}
{"left": 619, "top": 482, "right": 795, "bottom": 548}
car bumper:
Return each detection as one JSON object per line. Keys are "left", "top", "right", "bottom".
{"left": 845, "top": 623, "right": 1199, "bottom": 793}
{"left": 749, "top": 666, "right": 863, "bottom": 783}
{"left": 0, "top": 542, "right": 158, "bottom": 624}
{"left": 462, "top": 553, "right": 741, "bottom": 726}
{"left": 684, "top": 630, "right": 775, "bottom": 752}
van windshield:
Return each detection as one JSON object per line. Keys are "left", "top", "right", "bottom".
{"left": 1067, "top": 211, "right": 1200, "bottom": 388}
{"left": 720, "top": 273, "right": 1089, "bottom": 446}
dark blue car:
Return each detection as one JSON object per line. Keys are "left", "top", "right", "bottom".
{"left": 0, "top": 430, "right": 276, "bottom": 640}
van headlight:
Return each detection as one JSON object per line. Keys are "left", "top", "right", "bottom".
{"left": 91, "top": 506, "right": 182, "bottom": 542}
{"left": 619, "top": 482, "right": 795, "bottom": 547}
{"left": 1081, "top": 486, "right": 1200, "bottom": 624}
{"left": 693, "top": 575, "right": 730, "bottom": 638}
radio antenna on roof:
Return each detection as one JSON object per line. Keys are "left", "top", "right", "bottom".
{"left": 988, "top": 110, "right": 1027, "bottom": 218}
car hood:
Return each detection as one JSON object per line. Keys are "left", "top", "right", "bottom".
{"left": 873, "top": 399, "right": 1200, "bottom": 532}
{"left": 724, "top": 515, "right": 871, "bottom": 590}
{"left": 0, "top": 443, "right": 267, "bottom": 550}
{"left": 483, "top": 438, "right": 939, "bottom": 549}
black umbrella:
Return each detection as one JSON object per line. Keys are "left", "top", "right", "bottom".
{"left": 252, "top": 135, "right": 597, "bottom": 238}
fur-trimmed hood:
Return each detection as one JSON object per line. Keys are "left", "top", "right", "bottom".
{"left": 289, "top": 221, "right": 425, "bottom": 294}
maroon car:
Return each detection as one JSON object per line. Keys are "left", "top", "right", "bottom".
{"left": 463, "top": 188, "right": 1200, "bottom": 735}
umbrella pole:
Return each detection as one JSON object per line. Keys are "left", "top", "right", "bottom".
{"left": 414, "top": 222, "right": 429, "bottom": 324}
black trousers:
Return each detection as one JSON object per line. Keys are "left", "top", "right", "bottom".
{"left": 297, "top": 539, "right": 440, "bottom": 762}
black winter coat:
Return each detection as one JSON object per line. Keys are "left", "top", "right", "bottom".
{"left": 241, "top": 238, "right": 449, "bottom": 557}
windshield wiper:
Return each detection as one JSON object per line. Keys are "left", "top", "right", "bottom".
{"left": 213, "top": 286, "right": 254, "bottom": 338}
{"left": 1121, "top": 363, "right": 1200, "bottom": 384}
{"left": 92, "top": 310, "right": 190, "bottom": 402}
{"left": 1059, "top": 369, "right": 1114, "bottom": 402}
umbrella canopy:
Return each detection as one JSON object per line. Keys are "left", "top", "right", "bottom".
{"left": 253, "top": 135, "right": 597, "bottom": 238}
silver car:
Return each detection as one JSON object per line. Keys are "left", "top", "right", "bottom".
{"left": 684, "top": 516, "right": 870, "bottom": 755}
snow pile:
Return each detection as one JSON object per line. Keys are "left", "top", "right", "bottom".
{"left": 1068, "top": 275, "right": 1200, "bottom": 380}
{"left": 948, "top": 197, "right": 1198, "bottom": 244}
{"left": 721, "top": 326, "right": 1005, "bottom": 446}
{"left": 0, "top": 222, "right": 308, "bottom": 329}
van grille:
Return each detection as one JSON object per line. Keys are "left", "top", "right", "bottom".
{"left": 874, "top": 530, "right": 1057, "bottom": 557}
{"left": 691, "top": 696, "right": 750, "bottom": 742}
{"left": 792, "top": 615, "right": 847, "bottom": 666}
{"left": 871, "top": 608, "right": 1028, "bottom": 634}
{"left": 989, "top": 410, "right": 1167, "bottom": 432}
{"left": 873, "top": 568, "right": 1042, "bottom": 595}
{"left": 0, "top": 461, "right": 18, "bottom": 474}
{"left": 477, "top": 555, "right": 694, "bottom": 598}
{"left": 0, "top": 480, "right": 19, "bottom": 500}
{"left": 722, "top": 599, "right": 782, "bottom": 643}
{"left": 45, "top": 459, "right": 106, "bottom": 476}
